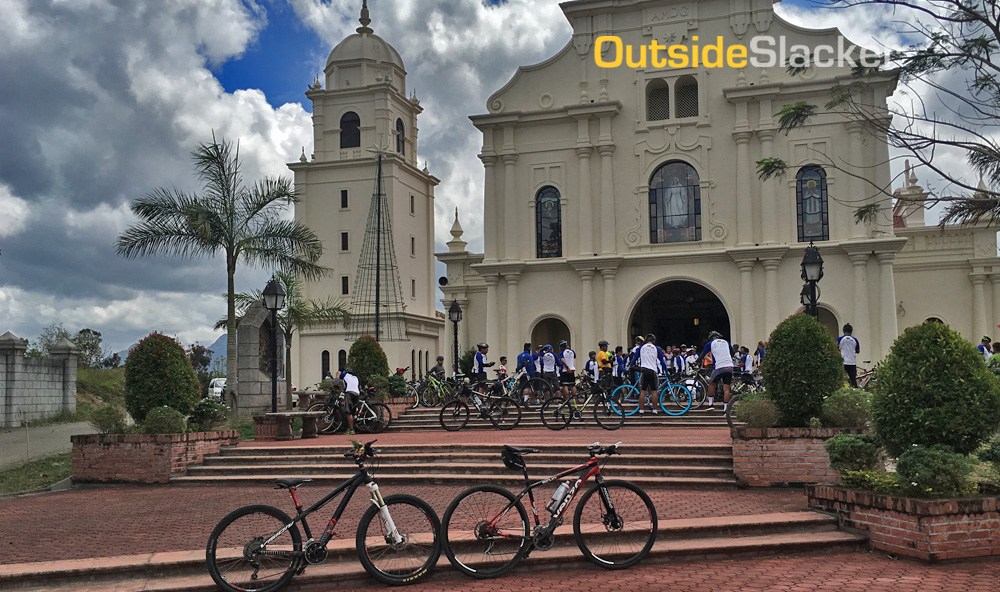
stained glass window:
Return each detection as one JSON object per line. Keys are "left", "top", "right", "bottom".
{"left": 649, "top": 161, "right": 701, "bottom": 243}
{"left": 796, "top": 165, "right": 829, "bottom": 242}
{"left": 535, "top": 186, "right": 562, "bottom": 258}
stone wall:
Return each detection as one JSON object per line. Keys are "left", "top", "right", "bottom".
{"left": 235, "top": 302, "right": 285, "bottom": 415}
{"left": 0, "top": 332, "right": 77, "bottom": 428}
{"left": 808, "top": 485, "right": 1000, "bottom": 561}
{"left": 731, "top": 427, "right": 862, "bottom": 487}
{"left": 71, "top": 430, "right": 240, "bottom": 484}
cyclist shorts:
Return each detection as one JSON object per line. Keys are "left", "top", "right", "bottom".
{"left": 710, "top": 366, "right": 734, "bottom": 384}
{"left": 473, "top": 371, "right": 487, "bottom": 383}
{"left": 339, "top": 391, "right": 360, "bottom": 413}
{"left": 639, "top": 368, "right": 658, "bottom": 391}
{"left": 541, "top": 371, "right": 558, "bottom": 384}
{"left": 559, "top": 371, "right": 576, "bottom": 386}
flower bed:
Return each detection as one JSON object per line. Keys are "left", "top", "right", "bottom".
{"left": 808, "top": 485, "right": 1000, "bottom": 561}
{"left": 732, "top": 427, "right": 864, "bottom": 487}
{"left": 71, "top": 430, "right": 240, "bottom": 484}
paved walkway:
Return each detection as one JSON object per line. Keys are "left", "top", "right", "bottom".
{"left": 0, "top": 421, "right": 91, "bottom": 470}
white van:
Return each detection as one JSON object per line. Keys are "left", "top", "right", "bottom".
{"left": 208, "top": 378, "right": 226, "bottom": 400}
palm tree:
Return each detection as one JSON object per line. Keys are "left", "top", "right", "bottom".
{"left": 222, "top": 270, "right": 350, "bottom": 409}
{"left": 116, "top": 135, "right": 327, "bottom": 408}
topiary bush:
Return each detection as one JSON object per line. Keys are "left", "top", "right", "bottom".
{"left": 872, "top": 321, "right": 1000, "bottom": 456}
{"left": 187, "top": 398, "right": 230, "bottom": 432}
{"left": 387, "top": 375, "right": 407, "bottom": 398}
{"left": 762, "top": 314, "right": 844, "bottom": 427}
{"left": 90, "top": 405, "right": 128, "bottom": 435}
{"left": 896, "top": 445, "right": 978, "bottom": 498}
{"left": 124, "top": 333, "right": 200, "bottom": 423}
{"left": 347, "top": 335, "right": 389, "bottom": 385}
{"left": 825, "top": 433, "right": 882, "bottom": 472}
{"left": 141, "top": 405, "right": 187, "bottom": 434}
{"left": 820, "top": 387, "right": 872, "bottom": 428}
{"left": 458, "top": 348, "right": 476, "bottom": 377}
{"left": 733, "top": 391, "right": 780, "bottom": 428}
{"left": 840, "top": 470, "right": 900, "bottom": 494}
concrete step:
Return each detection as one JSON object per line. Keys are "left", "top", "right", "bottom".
{"left": 200, "top": 452, "right": 734, "bottom": 468}
{"left": 0, "top": 512, "right": 864, "bottom": 591}
{"left": 169, "top": 472, "right": 740, "bottom": 488}
{"left": 216, "top": 443, "right": 734, "bottom": 457}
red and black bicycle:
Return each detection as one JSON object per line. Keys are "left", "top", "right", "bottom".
{"left": 440, "top": 442, "right": 657, "bottom": 578}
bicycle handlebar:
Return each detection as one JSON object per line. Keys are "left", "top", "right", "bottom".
{"left": 343, "top": 439, "right": 379, "bottom": 460}
{"left": 588, "top": 441, "right": 623, "bottom": 456}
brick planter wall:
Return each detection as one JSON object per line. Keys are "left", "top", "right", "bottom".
{"left": 808, "top": 485, "right": 1000, "bottom": 561}
{"left": 731, "top": 427, "right": 863, "bottom": 487}
{"left": 71, "top": 430, "right": 240, "bottom": 484}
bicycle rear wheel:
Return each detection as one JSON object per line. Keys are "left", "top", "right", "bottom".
{"left": 657, "top": 384, "right": 693, "bottom": 416}
{"left": 573, "top": 480, "right": 657, "bottom": 570}
{"left": 487, "top": 396, "right": 522, "bottom": 430}
{"left": 306, "top": 402, "right": 342, "bottom": 434}
{"left": 540, "top": 396, "right": 571, "bottom": 430}
{"left": 683, "top": 377, "right": 708, "bottom": 409}
{"left": 356, "top": 493, "right": 442, "bottom": 586}
{"left": 442, "top": 485, "right": 531, "bottom": 579}
{"left": 357, "top": 402, "right": 390, "bottom": 434}
{"left": 593, "top": 393, "right": 624, "bottom": 430}
{"left": 725, "top": 393, "right": 743, "bottom": 429}
{"left": 206, "top": 504, "right": 302, "bottom": 592}
{"left": 439, "top": 400, "right": 470, "bottom": 431}
{"left": 610, "top": 384, "right": 641, "bottom": 417}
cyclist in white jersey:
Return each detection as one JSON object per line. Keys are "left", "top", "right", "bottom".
{"left": 632, "top": 334, "right": 668, "bottom": 414}
{"left": 539, "top": 344, "right": 558, "bottom": 395}
{"left": 697, "top": 331, "right": 735, "bottom": 410}
{"left": 837, "top": 324, "right": 861, "bottom": 387}
{"left": 558, "top": 340, "right": 577, "bottom": 397}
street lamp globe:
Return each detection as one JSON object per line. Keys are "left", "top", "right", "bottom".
{"left": 262, "top": 277, "right": 286, "bottom": 311}
{"left": 448, "top": 300, "right": 463, "bottom": 323}
{"left": 800, "top": 243, "right": 824, "bottom": 282}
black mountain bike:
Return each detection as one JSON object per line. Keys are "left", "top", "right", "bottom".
{"left": 439, "top": 383, "right": 522, "bottom": 431}
{"left": 441, "top": 442, "right": 657, "bottom": 579}
{"left": 206, "top": 440, "right": 441, "bottom": 591}
{"left": 540, "top": 378, "right": 624, "bottom": 430}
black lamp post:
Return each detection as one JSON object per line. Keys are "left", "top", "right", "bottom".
{"left": 448, "top": 300, "right": 462, "bottom": 378}
{"left": 262, "top": 276, "right": 286, "bottom": 413}
{"left": 800, "top": 242, "right": 824, "bottom": 318}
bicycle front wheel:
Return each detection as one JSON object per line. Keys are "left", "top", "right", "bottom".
{"left": 593, "top": 393, "right": 624, "bottom": 430}
{"left": 487, "top": 396, "right": 522, "bottom": 430}
{"left": 440, "top": 400, "right": 470, "bottom": 431}
{"left": 357, "top": 402, "right": 390, "bottom": 434}
{"left": 658, "top": 384, "right": 693, "bottom": 416}
{"left": 684, "top": 377, "right": 708, "bottom": 409}
{"left": 442, "top": 485, "right": 531, "bottom": 579}
{"left": 573, "top": 480, "right": 657, "bottom": 570}
{"left": 206, "top": 504, "right": 302, "bottom": 592}
{"left": 610, "top": 384, "right": 641, "bottom": 417}
{"left": 307, "top": 402, "right": 342, "bottom": 434}
{"left": 356, "top": 493, "right": 442, "bottom": 586}
{"left": 725, "top": 393, "right": 743, "bottom": 429}
{"left": 540, "top": 396, "right": 571, "bottom": 430}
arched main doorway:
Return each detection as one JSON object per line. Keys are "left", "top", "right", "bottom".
{"left": 629, "top": 281, "right": 730, "bottom": 347}
{"left": 817, "top": 306, "right": 839, "bottom": 337}
{"left": 531, "top": 317, "right": 571, "bottom": 349}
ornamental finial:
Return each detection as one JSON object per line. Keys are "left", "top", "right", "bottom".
{"left": 357, "top": 0, "right": 373, "bottom": 34}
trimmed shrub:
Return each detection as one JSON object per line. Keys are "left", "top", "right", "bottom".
{"left": 90, "top": 405, "right": 128, "bottom": 435}
{"left": 141, "top": 406, "right": 187, "bottom": 434}
{"left": 734, "top": 391, "right": 780, "bottom": 428}
{"left": 762, "top": 314, "right": 843, "bottom": 427}
{"left": 187, "top": 398, "right": 230, "bottom": 432}
{"left": 387, "top": 375, "right": 407, "bottom": 398}
{"left": 872, "top": 321, "right": 1000, "bottom": 456}
{"left": 366, "top": 374, "right": 389, "bottom": 399}
{"left": 458, "top": 348, "right": 476, "bottom": 377}
{"left": 896, "top": 445, "right": 977, "bottom": 498}
{"left": 826, "top": 433, "right": 881, "bottom": 472}
{"left": 820, "top": 387, "right": 872, "bottom": 429}
{"left": 347, "top": 336, "right": 389, "bottom": 385}
{"left": 124, "top": 333, "right": 200, "bottom": 422}
{"left": 840, "top": 470, "right": 900, "bottom": 494}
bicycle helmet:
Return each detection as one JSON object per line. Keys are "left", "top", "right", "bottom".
{"left": 708, "top": 331, "right": 723, "bottom": 340}
{"left": 477, "top": 342, "right": 489, "bottom": 350}
{"left": 543, "top": 344, "right": 553, "bottom": 351}
{"left": 645, "top": 333, "right": 656, "bottom": 343}
{"left": 598, "top": 340, "right": 609, "bottom": 347}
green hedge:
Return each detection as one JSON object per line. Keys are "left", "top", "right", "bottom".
{"left": 820, "top": 387, "right": 872, "bottom": 428}
{"left": 347, "top": 336, "right": 389, "bottom": 385}
{"left": 124, "top": 333, "right": 200, "bottom": 423}
{"left": 762, "top": 315, "right": 843, "bottom": 427}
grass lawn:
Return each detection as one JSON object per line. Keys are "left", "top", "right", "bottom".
{"left": 0, "top": 453, "right": 72, "bottom": 495}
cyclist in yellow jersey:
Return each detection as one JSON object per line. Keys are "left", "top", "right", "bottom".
{"left": 596, "top": 340, "right": 612, "bottom": 377}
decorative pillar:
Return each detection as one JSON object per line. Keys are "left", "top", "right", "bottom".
{"left": 505, "top": 273, "right": 521, "bottom": 360}
{"left": 734, "top": 131, "right": 754, "bottom": 245}
{"left": 847, "top": 122, "right": 867, "bottom": 239}
{"left": 601, "top": 269, "right": 617, "bottom": 344}
{"left": 502, "top": 154, "right": 519, "bottom": 260}
{"left": 972, "top": 273, "right": 988, "bottom": 339}
{"left": 762, "top": 259, "right": 781, "bottom": 337}
{"left": 848, "top": 253, "right": 872, "bottom": 361}
{"left": 991, "top": 274, "right": 1000, "bottom": 333}
{"left": 758, "top": 129, "right": 778, "bottom": 244}
{"left": 576, "top": 146, "right": 594, "bottom": 255}
{"left": 484, "top": 276, "right": 500, "bottom": 351}
{"left": 49, "top": 338, "right": 78, "bottom": 414}
{"left": 736, "top": 260, "right": 756, "bottom": 346}
{"left": 876, "top": 253, "right": 899, "bottom": 358}
{"left": 481, "top": 155, "right": 498, "bottom": 261}
{"left": 579, "top": 270, "right": 596, "bottom": 348}
{"left": 598, "top": 144, "right": 617, "bottom": 253}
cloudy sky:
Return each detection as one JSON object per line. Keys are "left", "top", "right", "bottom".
{"left": 0, "top": 0, "right": 967, "bottom": 354}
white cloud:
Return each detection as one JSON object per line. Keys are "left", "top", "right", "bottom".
{"left": 0, "top": 184, "right": 30, "bottom": 238}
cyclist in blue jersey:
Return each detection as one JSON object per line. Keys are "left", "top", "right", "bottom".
{"left": 472, "top": 343, "right": 494, "bottom": 392}
{"left": 515, "top": 343, "right": 536, "bottom": 378}
{"left": 612, "top": 346, "right": 626, "bottom": 385}
{"left": 697, "top": 331, "right": 734, "bottom": 411}
{"left": 583, "top": 351, "right": 599, "bottom": 385}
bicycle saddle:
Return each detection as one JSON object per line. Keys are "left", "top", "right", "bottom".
{"left": 503, "top": 445, "right": 540, "bottom": 454}
{"left": 274, "top": 478, "right": 313, "bottom": 489}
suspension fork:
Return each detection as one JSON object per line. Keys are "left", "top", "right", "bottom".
{"left": 367, "top": 481, "right": 405, "bottom": 544}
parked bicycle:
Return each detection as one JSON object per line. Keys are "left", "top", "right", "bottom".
{"left": 857, "top": 361, "right": 877, "bottom": 390}
{"left": 440, "top": 441, "right": 656, "bottom": 578}
{"left": 439, "top": 383, "right": 522, "bottom": 431}
{"left": 412, "top": 373, "right": 456, "bottom": 408}
{"left": 307, "top": 388, "right": 391, "bottom": 434}
{"left": 541, "top": 377, "right": 623, "bottom": 431}
{"left": 610, "top": 371, "right": 694, "bottom": 416}
{"left": 206, "top": 440, "right": 441, "bottom": 591}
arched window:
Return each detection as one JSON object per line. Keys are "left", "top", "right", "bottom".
{"left": 674, "top": 75, "right": 699, "bottom": 118}
{"left": 649, "top": 161, "right": 701, "bottom": 243}
{"left": 535, "top": 186, "right": 562, "bottom": 258}
{"left": 395, "top": 118, "right": 405, "bottom": 155}
{"left": 418, "top": 349, "right": 424, "bottom": 377}
{"left": 796, "top": 165, "right": 829, "bottom": 242}
{"left": 337, "top": 349, "right": 347, "bottom": 372}
{"left": 411, "top": 350, "right": 416, "bottom": 379}
{"left": 646, "top": 79, "right": 670, "bottom": 121}
{"left": 340, "top": 112, "right": 361, "bottom": 148}
{"left": 321, "top": 350, "right": 330, "bottom": 379}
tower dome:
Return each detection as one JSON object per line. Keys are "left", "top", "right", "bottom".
{"left": 325, "top": 1, "right": 406, "bottom": 92}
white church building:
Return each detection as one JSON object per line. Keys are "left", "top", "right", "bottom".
{"left": 290, "top": 0, "right": 1000, "bottom": 387}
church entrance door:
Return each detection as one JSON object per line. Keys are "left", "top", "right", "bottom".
{"left": 628, "top": 281, "right": 731, "bottom": 348}
{"left": 531, "top": 317, "right": 571, "bottom": 349}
